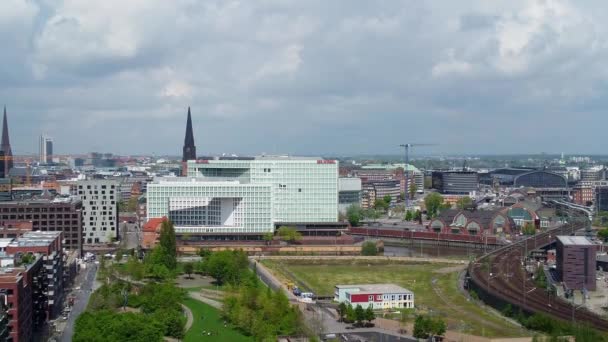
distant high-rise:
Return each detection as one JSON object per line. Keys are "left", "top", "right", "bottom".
{"left": 1, "top": 107, "right": 13, "bottom": 175}
{"left": 181, "top": 107, "right": 196, "bottom": 176}
{"left": 39, "top": 135, "right": 54, "bottom": 164}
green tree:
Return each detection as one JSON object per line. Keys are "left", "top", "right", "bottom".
{"left": 74, "top": 311, "right": 164, "bottom": 342}
{"left": 424, "top": 192, "right": 445, "bottom": 218}
{"left": 409, "top": 183, "right": 418, "bottom": 200}
{"left": 405, "top": 210, "right": 413, "bottom": 221}
{"left": 183, "top": 262, "right": 194, "bottom": 279}
{"left": 337, "top": 302, "right": 347, "bottom": 322}
{"left": 263, "top": 232, "right": 274, "bottom": 245}
{"left": 364, "top": 306, "right": 375, "bottom": 325}
{"left": 361, "top": 241, "right": 378, "bottom": 256}
{"left": 413, "top": 315, "right": 429, "bottom": 339}
{"left": 277, "top": 226, "right": 302, "bottom": 243}
{"left": 158, "top": 220, "right": 177, "bottom": 269}
{"left": 430, "top": 317, "right": 447, "bottom": 337}
{"left": 354, "top": 305, "right": 365, "bottom": 326}
{"left": 363, "top": 208, "right": 381, "bottom": 220}
{"left": 522, "top": 222, "right": 536, "bottom": 236}
{"left": 598, "top": 228, "right": 608, "bottom": 242}
{"left": 383, "top": 195, "right": 392, "bottom": 205}
{"left": 415, "top": 210, "right": 423, "bottom": 224}
{"left": 456, "top": 196, "right": 473, "bottom": 210}
{"left": 205, "top": 250, "right": 249, "bottom": 285}
{"left": 345, "top": 304, "right": 356, "bottom": 323}
{"left": 347, "top": 205, "right": 362, "bottom": 227}
{"left": 374, "top": 199, "right": 389, "bottom": 211}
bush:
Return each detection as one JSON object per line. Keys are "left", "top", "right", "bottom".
{"left": 361, "top": 241, "right": 378, "bottom": 256}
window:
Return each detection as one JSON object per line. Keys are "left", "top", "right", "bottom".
{"left": 368, "top": 295, "right": 373, "bottom": 301}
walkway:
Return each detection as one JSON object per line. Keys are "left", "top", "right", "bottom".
{"left": 181, "top": 303, "right": 194, "bottom": 331}
{"left": 189, "top": 292, "right": 222, "bottom": 310}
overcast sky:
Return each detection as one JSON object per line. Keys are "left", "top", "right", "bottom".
{"left": 1, "top": 0, "right": 607, "bottom": 156}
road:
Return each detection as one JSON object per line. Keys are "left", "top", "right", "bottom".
{"left": 59, "top": 263, "right": 99, "bottom": 342}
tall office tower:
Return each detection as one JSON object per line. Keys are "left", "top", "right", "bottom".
{"left": 181, "top": 107, "right": 197, "bottom": 176}
{"left": 1, "top": 107, "right": 12, "bottom": 174}
{"left": 39, "top": 135, "right": 54, "bottom": 164}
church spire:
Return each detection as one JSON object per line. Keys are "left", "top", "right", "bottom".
{"left": 182, "top": 107, "right": 197, "bottom": 174}
{"left": 1, "top": 106, "right": 13, "bottom": 173}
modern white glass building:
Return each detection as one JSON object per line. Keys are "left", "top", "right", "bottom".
{"left": 147, "top": 156, "right": 338, "bottom": 235}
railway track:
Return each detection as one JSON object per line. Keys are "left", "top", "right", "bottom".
{"left": 468, "top": 216, "right": 608, "bottom": 331}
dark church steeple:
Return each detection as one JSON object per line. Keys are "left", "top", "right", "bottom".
{"left": 1, "top": 107, "right": 13, "bottom": 174}
{"left": 181, "top": 107, "right": 196, "bottom": 176}
{"left": 182, "top": 107, "right": 196, "bottom": 162}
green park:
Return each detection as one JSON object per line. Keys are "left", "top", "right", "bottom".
{"left": 262, "top": 258, "right": 529, "bottom": 338}
{"left": 73, "top": 221, "right": 309, "bottom": 342}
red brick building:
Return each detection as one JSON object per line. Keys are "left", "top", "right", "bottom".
{"left": 0, "top": 255, "right": 44, "bottom": 342}
{"left": 556, "top": 236, "right": 596, "bottom": 291}
{"left": 141, "top": 217, "right": 167, "bottom": 249}
{"left": 572, "top": 184, "right": 594, "bottom": 206}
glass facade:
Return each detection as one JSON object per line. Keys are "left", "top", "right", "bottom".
{"left": 147, "top": 181, "right": 272, "bottom": 234}
{"left": 188, "top": 158, "right": 339, "bottom": 224}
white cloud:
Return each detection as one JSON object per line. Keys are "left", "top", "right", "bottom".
{"left": 2, "top": 0, "right": 608, "bottom": 155}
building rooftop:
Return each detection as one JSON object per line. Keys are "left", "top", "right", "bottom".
{"left": 361, "top": 163, "right": 420, "bottom": 173}
{"left": 557, "top": 236, "right": 593, "bottom": 246}
{"left": 0, "top": 239, "right": 13, "bottom": 249}
{"left": 143, "top": 217, "right": 167, "bottom": 232}
{"left": 190, "top": 155, "right": 326, "bottom": 162}
{"left": 335, "top": 284, "right": 412, "bottom": 294}
{"left": 8, "top": 231, "right": 61, "bottom": 248}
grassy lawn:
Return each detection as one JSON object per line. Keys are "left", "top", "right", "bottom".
{"left": 182, "top": 298, "right": 252, "bottom": 342}
{"left": 262, "top": 259, "right": 527, "bottom": 338}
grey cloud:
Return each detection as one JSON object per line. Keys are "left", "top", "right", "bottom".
{"left": 459, "top": 13, "right": 498, "bottom": 31}
{"left": 0, "top": 0, "right": 607, "bottom": 156}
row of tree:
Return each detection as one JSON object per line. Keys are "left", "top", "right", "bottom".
{"left": 337, "top": 302, "right": 375, "bottom": 327}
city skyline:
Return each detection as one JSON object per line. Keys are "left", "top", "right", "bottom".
{"left": 2, "top": 1, "right": 608, "bottom": 156}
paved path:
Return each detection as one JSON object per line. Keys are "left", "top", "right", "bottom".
{"left": 189, "top": 292, "right": 222, "bottom": 310}
{"left": 60, "top": 263, "right": 99, "bottom": 342}
{"left": 181, "top": 303, "right": 194, "bottom": 331}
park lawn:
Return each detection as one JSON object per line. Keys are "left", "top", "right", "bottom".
{"left": 182, "top": 298, "right": 252, "bottom": 342}
{"left": 262, "top": 259, "right": 527, "bottom": 338}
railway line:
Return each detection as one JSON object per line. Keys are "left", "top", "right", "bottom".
{"left": 468, "top": 212, "right": 608, "bottom": 331}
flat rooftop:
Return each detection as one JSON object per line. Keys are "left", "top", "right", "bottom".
{"left": 0, "top": 239, "right": 14, "bottom": 249}
{"left": 557, "top": 236, "right": 594, "bottom": 246}
{"left": 335, "top": 284, "right": 412, "bottom": 294}
{"left": 8, "top": 231, "right": 61, "bottom": 248}
{"left": 190, "top": 155, "right": 324, "bottom": 162}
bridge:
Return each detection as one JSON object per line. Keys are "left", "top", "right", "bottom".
{"left": 467, "top": 207, "right": 608, "bottom": 331}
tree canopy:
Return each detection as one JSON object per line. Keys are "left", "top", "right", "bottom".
{"left": 203, "top": 249, "right": 249, "bottom": 286}
{"left": 277, "top": 226, "right": 302, "bottom": 243}
{"left": 425, "top": 192, "right": 446, "bottom": 218}
{"left": 347, "top": 205, "right": 362, "bottom": 227}
{"left": 158, "top": 220, "right": 177, "bottom": 269}
{"left": 456, "top": 196, "right": 473, "bottom": 210}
